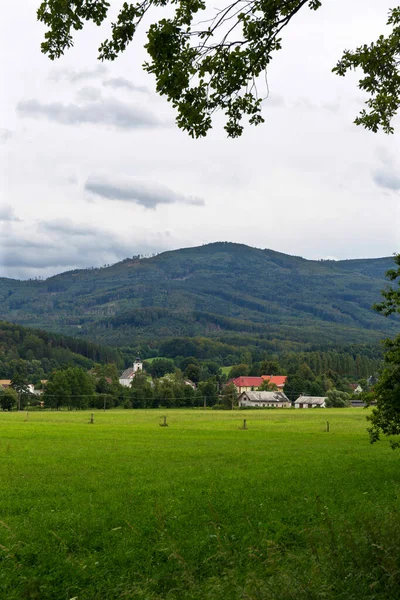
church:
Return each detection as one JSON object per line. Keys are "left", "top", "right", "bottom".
{"left": 119, "top": 357, "right": 143, "bottom": 387}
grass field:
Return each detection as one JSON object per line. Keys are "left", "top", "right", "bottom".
{"left": 1, "top": 409, "right": 399, "bottom": 600}
{"left": 220, "top": 366, "right": 232, "bottom": 376}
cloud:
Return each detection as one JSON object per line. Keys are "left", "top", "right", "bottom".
{"left": 84, "top": 174, "right": 205, "bottom": 209}
{"left": 76, "top": 87, "right": 102, "bottom": 102}
{"left": 372, "top": 147, "right": 400, "bottom": 192}
{"left": 103, "top": 77, "right": 149, "bottom": 94}
{"left": 50, "top": 65, "right": 107, "bottom": 84}
{"left": 0, "top": 219, "right": 171, "bottom": 278}
{"left": 0, "top": 129, "right": 12, "bottom": 143}
{"left": 17, "top": 97, "right": 161, "bottom": 130}
{"left": 40, "top": 219, "right": 101, "bottom": 237}
{"left": 1, "top": 222, "right": 130, "bottom": 271}
{"left": 0, "top": 205, "right": 21, "bottom": 222}
{"left": 373, "top": 170, "right": 400, "bottom": 191}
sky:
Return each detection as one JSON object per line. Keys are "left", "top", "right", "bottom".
{"left": 0, "top": 0, "right": 399, "bottom": 279}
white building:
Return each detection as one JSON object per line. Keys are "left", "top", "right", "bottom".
{"left": 119, "top": 357, "right": 143, "bottom": 387}
{"left": 238, "top": 391, "right": 291, "bottom": 408}
{"left": 294, "top": 396, "right": 326, "bottom": 409}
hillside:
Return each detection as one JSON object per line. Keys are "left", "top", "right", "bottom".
{"left": 0, "top": 242, "right": 398, "bottom": 348}
{"left": 0, "top": 321, "right": 123, "bottom": 382}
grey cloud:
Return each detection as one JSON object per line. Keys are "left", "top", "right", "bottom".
{"left": 373, "top": 170, "right": 400, "bottom": 191}
{"left": 0, "top": 129, "right": 12, "bottom": 143}
{"left": 0, "top": 205, "right": 21, "bottom": 222}
{"left": 85, "top": 175, "right": 205, "bottom": 209}
{"left": 103, "top": 77, "right": 149, "bottom": 94}
{"left": 40, "top": 219, "right": 100, "bottom": 237}
{"left": 17, "top": 97, "right": 161, "bottom": 130}
{"left": 0, "top": 221, "right": 169, "bottom": 277}
{"left": 1, "top": 238, "right": 55, "bottom": 250}
{"left": 76, "top": 87, "right": 102, "bottom": 102}
{"left": 50, "top": 65, "right": 107, "bottom": 83}
{"left": 2, "top": 227, "right": 130, "bottom": 271}
{"left": 0, "top": 250, "right": 80, "bottom": 269}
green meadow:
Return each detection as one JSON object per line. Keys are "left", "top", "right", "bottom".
{"left": 1, "top": 409, "right": 399, "bottom": 600}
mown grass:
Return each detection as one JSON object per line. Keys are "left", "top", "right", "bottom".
{"left": 0, "top": 409, "right": 399, "bottom": 599}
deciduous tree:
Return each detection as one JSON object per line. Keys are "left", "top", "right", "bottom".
{"left": 0, "top": 387, "right": 18, "bottom": 411}
{"left": 326, "top": 389, "right": 350, "bottom": 408}
{"left": 368, "top": 256, "right": 400, "bottom": 448}
{"left": 37, "top": 2, "right": 400, "bottom": 137}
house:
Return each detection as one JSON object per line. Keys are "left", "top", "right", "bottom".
{"left": 261, "top": 375, "right": 287, "bottom": 389}
{"left": 0, "top": 380, "right": 11, "bottom": 389}
{"left": 230, "top": 376, "right": 263, "bottom": 393}
{"left": 184, "top": 380, "right": 196, "bottom": 389}
{"left": 294, "top": 396, "right": 326, "bottom": 409}
{"left": 230, "top": 375, "right": 287, "bottom": 394}
{"left": 119, "top": 357, "right": 143, "bottom": 387}
{"left": 349, "top": 384, "right": 363, "bottom": 394}
{"left": 238, "top": 391, "right": 291, "bottom": 408}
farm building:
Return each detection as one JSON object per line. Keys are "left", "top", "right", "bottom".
{"left": 294, "top": 396, "right": 326, "bottom": 409}
{"left": 238, "top": 391, "right": 291, "bottom": 408}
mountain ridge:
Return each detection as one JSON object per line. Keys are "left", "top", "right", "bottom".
{"left": 0, "top": 242, "right": 397, "bottom": 347}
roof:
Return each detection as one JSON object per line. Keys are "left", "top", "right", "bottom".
{"left": 231, "top": 377, "right": 263, "bottom": 387}
{"left": 120, "top": 367, "right": 135, "bottom": 380}
{"left": 0, "top": 379, "right": 11, "bottom": 386}
{"left": 295, "top": 396, "right": 327, "bottom": 405}
{"left": 261, "top": 375, "right": 287, "bottom": 387}
{"left": 239, "top": 391, "right": 290, "bottom": 402}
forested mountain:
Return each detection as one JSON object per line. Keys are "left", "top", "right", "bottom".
{"left": 0, "top": 243, "right": 398, "bottom": 349}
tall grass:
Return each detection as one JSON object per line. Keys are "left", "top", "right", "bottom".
{"left": 0, "top": 409, "right": 399, "bottom": 599}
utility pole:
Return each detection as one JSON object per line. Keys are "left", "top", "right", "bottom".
{"left": 203, "top": 395, "right": 206, "bottom": 410}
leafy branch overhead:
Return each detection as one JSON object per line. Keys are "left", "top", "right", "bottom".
{"left": 37, "top": 1, "right": 400, "bottom": 137}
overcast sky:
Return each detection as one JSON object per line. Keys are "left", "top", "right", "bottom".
{"left": 0, "top": 0, "right": 399, "bottom": 279}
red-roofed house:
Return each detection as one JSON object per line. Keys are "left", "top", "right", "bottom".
{"left": 229, "top": 375, "right": 287, "bottom": 394}
{"left": 229, "top": 377, "right": 263, "bottom": 393}
{"left": 261, "top": 375, "right": 287, "bottom": 389}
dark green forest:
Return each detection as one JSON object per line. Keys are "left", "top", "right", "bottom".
{"left": 0, "top": 243, "right": 398, "bottom": 349}
{"left": 0, "top": 321, "right": 123, "bottom": 383}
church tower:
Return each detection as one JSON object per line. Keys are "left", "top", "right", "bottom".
{"left": 133, "top": 356, "right": 142, "bottom": 373}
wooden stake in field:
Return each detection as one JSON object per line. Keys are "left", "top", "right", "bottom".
{"left": 90, "top": 413, "right": 94, "bottom": 424}
{"left": 160, "top": 415, "right": 168, "bottom": 427}
{"left": 240, "top": 419, "right": 248, "bottom": 430}
{"left": 326, "top": 421, "right": 330, "bottom": 432}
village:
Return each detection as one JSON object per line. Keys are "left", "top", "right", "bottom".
{"left": 0, "top": 356, "right": 366, "bottom": 410}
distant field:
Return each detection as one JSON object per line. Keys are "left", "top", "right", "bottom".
{"left": 221, "top": 365, "right": 232, "bottom": 375}
{"left": 142, "top": 356, "right": 166, "bottom": 364}
{"left": 1, "top": 409, "right": 399, "bottom": 599}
